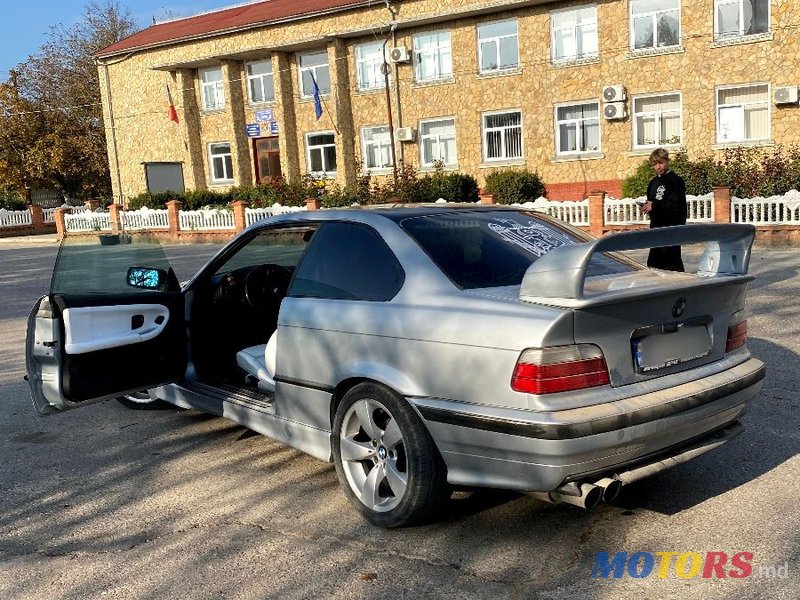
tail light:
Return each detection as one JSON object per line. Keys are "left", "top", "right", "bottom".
{"left": 511, "top": 345, "right": 610, "bottom": 394}
{"left": 726, "top": 320, "right": 748, "bottom": 352}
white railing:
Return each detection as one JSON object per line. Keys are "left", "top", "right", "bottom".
{"left": 42, "top": 208, "right": 57, "bottom": 223}
{"left": 245, "top": 204, "right": 307, "bottom": 226}
{"left": 64, "top": 211, "right": 111, "bottom": 232}
{"left": 516, "top": 197, "right": 590, "bottom": 226}
{"left": 732, "top": 189, "right": 800, "bottom": 225}
{"left": 179, "top": 208, "right": 236, "bottom": 231}
{"left": 604, "top": 193, "right": 714, "bottom": 225}
{"left": 0, "top": 209, "right": 33, "bottom": 227}
{"left": 604, "top": 198, "right": 647, "bottom": 225}
{"left": 120, "top": 208, "right": 170, "bottom": 230}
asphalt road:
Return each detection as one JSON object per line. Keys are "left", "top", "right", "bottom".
{"left": 0, "top": 235, "right": 798, "bottom": 599}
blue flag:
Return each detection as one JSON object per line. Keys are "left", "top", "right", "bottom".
{"left": 310, "top": 72, "right": 323, "bottom": 120}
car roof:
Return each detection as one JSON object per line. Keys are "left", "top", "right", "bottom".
{"left": 258, "top": 204, "right": 547, "bottom": 228}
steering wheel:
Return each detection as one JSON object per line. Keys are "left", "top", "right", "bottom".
{"left": 243, "top": 264, "right": 293, "bottom": 311}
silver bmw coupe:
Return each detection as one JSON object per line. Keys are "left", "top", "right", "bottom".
{"left": 26, "top": 206, "right": 764, "bottom": 527}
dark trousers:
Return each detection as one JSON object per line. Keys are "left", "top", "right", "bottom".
{"left": 647, "top": 245, "right": 684, "bottom": 272}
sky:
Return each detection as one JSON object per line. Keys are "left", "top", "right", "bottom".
{"left": 0, "top": 1, "right": 254, "bottom": 81}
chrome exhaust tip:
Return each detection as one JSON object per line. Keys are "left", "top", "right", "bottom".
{"left": 594, "top": 477, "right": 622, "bottom": 503}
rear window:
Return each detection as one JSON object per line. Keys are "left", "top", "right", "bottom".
{"left": 400, "top": 211, "right": 635, "bottom": 289}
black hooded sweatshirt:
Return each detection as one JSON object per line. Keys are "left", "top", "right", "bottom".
{"left": 647, "top": 170, "right": 687, "bottom": 228}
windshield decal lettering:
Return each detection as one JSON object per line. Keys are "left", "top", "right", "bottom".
{"left": 487, "top": 219, "right": 574, "bottom": 257}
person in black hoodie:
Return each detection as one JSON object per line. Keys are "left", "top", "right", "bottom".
{"left": 641, "top": 148, "right": 687, "bottom": 271}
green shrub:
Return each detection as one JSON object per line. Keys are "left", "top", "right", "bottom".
{"left": 427, "top": 172, "right": 479, "bottom": 203}
{"left": 623, "top": 146, "right": 800, "bottom": 199}
{"left": 484, "top": 169, "right": 546, "bottom": 204}
{"left": 182, "top": 189, "right": 233, "bottom": 210}
{"left": 0, "top": 195, "right": 27, "bottom": 210}
{"left": 127, "top": 191, "right": 180, "bottom": 210}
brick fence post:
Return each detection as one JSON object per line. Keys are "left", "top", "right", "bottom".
{"left": 713, "top": 186, "right": 732, "bottom": 223}
{"left": 587, "top": 190, "right": 606, "bottom": 237}
{"left": 29, "top": 204, "right": 44, "bottom": 231}
{"left": 305, "top": 197, "right": 321, "bottom": 211}
{"left": 479, "top": 192, "right": 496, "bottom": 205}
{"left": 54, "top": 207, "right": 71, "bottom": 240}
{"left": 232, "top": 200, "right": 248, "bottom": 233}
{"left": 166, "top": 199, "right": 182, "bottom": 235}
{"left": 108, "top": 203, "right": 123, "bottom": 234}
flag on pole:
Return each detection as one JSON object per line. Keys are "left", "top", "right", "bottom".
{"left": 166, "top": 84, "right": 179, "bottom": 124}
{"left": 310, "top": 72, "right": 323, "bottom": 120}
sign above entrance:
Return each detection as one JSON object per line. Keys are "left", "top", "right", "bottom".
{"left": 269, "top": 121, "right": 279, "bottom": 135}
{"left": 255, "top": 109, "right": 274, "bottom": 123}
{"left": 245, "top": 123, "right": 261, "bottom": 138}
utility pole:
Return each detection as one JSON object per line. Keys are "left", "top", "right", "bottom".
{"left": 382, "top": 38, "right": 398, "bottom": 187}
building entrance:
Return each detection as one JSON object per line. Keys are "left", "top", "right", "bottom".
{"left": 254, "top": 137, "right": 281, "bottom": 182}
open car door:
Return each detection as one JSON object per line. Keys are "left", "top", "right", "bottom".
{"left": 26, "top": 236, "right": 187, "bottom": 416}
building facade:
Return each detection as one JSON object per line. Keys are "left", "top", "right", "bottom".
{"left": 96, "top": 0, "right": 799, "bottom": 204}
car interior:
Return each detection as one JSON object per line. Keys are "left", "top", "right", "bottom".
{"left": 187, "top": 226, "right": 316, "bottom": 395}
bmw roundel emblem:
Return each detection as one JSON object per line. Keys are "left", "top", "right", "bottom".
{"left": 672, "top": 298, "right": 687, "bottom": 318}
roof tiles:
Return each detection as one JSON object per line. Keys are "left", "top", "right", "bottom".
{"left": 98, "top": 0, "right": 369, "bottom": 57}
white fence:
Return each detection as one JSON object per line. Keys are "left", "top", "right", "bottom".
{"left": 604, "top": 193, "right": 714, "bottom": 225}
{"left": 245, "top": 205, "right": 307, "bottom": 226}
{"left": 64, "top": 211, "right": 112, "bottom": 232}
{"left": 731, "top": 189, "right": 800, "bottom": 225}
{"left": 120, "top": 208, "right": 170, "bottom": 230}
{"left": 179, "top": 209, "right": 236, "bottom": 231}
{"left": 518, "top": 197, "right": 590, "bottom": 226}
{"left": 0, "top": 209, "right": 33, "bottom": 227}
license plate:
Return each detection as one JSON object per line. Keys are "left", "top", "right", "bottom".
{"left": 632, "top": 321, "right": 712, "bottom": 373}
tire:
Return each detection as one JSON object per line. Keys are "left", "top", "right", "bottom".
{"left": 332, "top": 382, "right": 450, "bottom": 527}
{"left": 115, "top": 390, "right": 173, "bottom": 410}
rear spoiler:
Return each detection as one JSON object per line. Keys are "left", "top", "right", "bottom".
{"left": 520, "top": 224, "right": 755, "bottom": 305}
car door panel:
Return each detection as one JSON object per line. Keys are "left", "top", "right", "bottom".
{"left": 63, "top": 303, "right": 171, "bottom": 354}
{"left": 27, "top": 292, "right": 186, "bottom": 414}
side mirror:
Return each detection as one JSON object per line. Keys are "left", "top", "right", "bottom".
{"left": 127, "top": 266, "right": 167, "bottom": 290}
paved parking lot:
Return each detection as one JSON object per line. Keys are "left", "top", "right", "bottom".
{"left": 0, "top": 235, "right": 798, "bottom": 599}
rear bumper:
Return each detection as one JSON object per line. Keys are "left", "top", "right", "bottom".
{"left": 411, "top": 357, "right": 765, "bottom": 491}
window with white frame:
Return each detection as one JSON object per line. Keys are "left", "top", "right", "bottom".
{"left": 551, "top": 6, "right": 598, "bottom": 63}
{"left": 209, "top": 142, "right": 233, "bottom": 182}
{"left": 298, "top": 50, "right": 331, "bottom": 98}
{"left": 246, "top": 60, "right": 274, "bottom": 104}
{"left": 362, "top": 126, "right": 393, "bottom": 170}
{"left": 482, "top": 111, "right": 523, "bottom": 161}
{"left": 413, "top": 31, "right": 453, "bottom": 82}
{"left": 200, "top": 67, "right": 224, "bottom": 111}
{"left": 556, "top": 102, "right": 600, "bottom": 154}
{"left": 633, "top": 93, "right": 682, "bottom": 148}
{"left": 716, "top": 84, "right": 770, "bottom": 143}
{"left": 306, "top": 132, "right": 337, "bottom": 175}
{"left": 478, "top": 19, "right": 519, "bottom": 73}
{"left": 356, "top": 42, "right": 387, "bottom": 91}
{"left": 715, "top": 0, "right": 769, "bottom": 39}
{"left": 630, "top": 0, "right": 680, "bottom": 50}
{"left": 419, "top": 118, "right": 457, "bottom": 167}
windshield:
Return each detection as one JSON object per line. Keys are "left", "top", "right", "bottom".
{"left": 400, "top": 210, "right": 637, "bottom": 289}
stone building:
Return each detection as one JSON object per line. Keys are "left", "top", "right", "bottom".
{"left": 96, "top": 0, "right": 797, "bottom": 203}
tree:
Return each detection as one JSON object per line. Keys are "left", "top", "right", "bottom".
{"left": 0, "top": 1, "right": 137, "bottom": 199}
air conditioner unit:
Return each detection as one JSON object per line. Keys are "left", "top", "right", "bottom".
{"left": 397, "top": 127, "right": 416, "bottom": 142}
{"left": 602, "top": 85, "right": 626, "bottom": 102}
{"left": 603, "top": 101, "right": 627, "bottom": 120}
{"left": 389, "top": 46, "right": 410, "bottom": 63}
{"left": 774, "top": 86, "right": 798, "bottom": 105}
